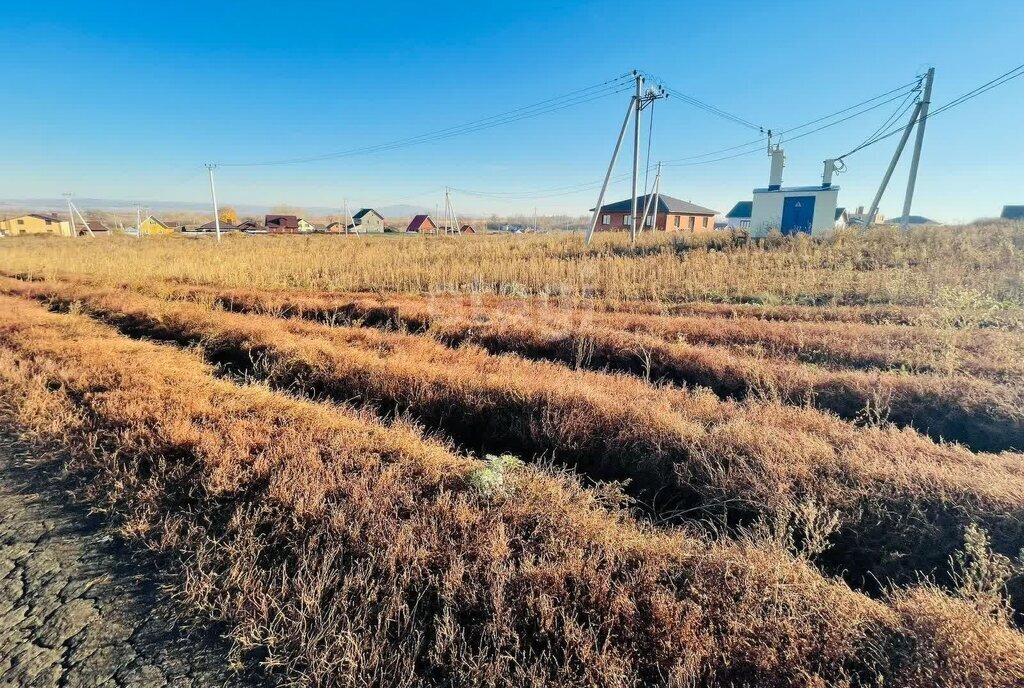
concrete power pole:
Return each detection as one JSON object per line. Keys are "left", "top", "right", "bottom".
{"left": 899, "top": 66, "right": 935, "bottom": 229}
{"left": 206, "top": 164, "right": 221, "bottom": 242}
{"left": 585, "top": 95, "right": 637, "bottom": 246}
{"left": 63, "top": 193, "right": 77, "bottom": 238}
{"left": 630, "top": 72, "right": 643, "bottom": 244}
{"left": 136, "top": 205, "right": 142, "bottom": 239}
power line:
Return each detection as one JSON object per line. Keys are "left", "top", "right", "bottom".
{"left": 657, "top": 78, "right": 922, "bottom": 165}
{"left": 837, "top": 62, "right": 1024, "bottom": 160}
{"left": 638, "top": 70, "right": 765, "bottom": 132}
{"left": 218, "top": 74, "right": 635, "bottom": 167}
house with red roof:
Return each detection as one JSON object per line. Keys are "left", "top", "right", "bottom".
{"left": 406, "top": 214, "right": 438, "bottom": 234}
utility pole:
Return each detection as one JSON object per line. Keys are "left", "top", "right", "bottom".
{"left": 899, "top": 66, "right": 935, "bottom": 229}
{"left": 344, "top": 198, "right": 352, "bottom": 235}
{"left": 586, "top": 95, "right": 637, "bottom": 246}
{"left": 136, "top": 205, "right": 142, "bottom": 239}
{"left": 63, "top": 193, "right": 77, "bottom": 238}
{"left": 205, "top": 164, "right": 221, "bottom": 242}
{"left": 863, "top": 70, "right": 931, "bottom": 228}
{"left": 630, "top": 72, "right": 643, "bottom": 244}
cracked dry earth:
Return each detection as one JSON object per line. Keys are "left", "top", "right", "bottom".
{"left": 0, "top": 437, "right": 263, "bottom": 687}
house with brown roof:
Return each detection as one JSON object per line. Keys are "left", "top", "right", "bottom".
{"left": 79, "top": 220, "right": 113, "bottom": 236}
{"left": 265, "top": 215, "right": 300, "bottom": 234}
{"left": 0, "top": 213, "right": 71, "bottom": 237}
{"left": 406, "top": 214, "right": 438, "bottom": 234}
{"left": 592, "top": 194, "right": 717, "bottom": 232}
{"left": 460, "top": 224, "right": 477, "bottom": 234}
{"left": 237, "top": 220, "right": 268, "bottom": 234}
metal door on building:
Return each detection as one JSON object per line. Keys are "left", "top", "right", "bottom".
{"left": 781, "top": 196, "right": 815, "bottom": 235}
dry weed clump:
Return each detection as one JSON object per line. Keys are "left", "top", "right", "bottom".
{"left": 122, "top": 281, "right": 1024, "bottom": 451}
{"left": 5, "top": 278, "right": 1024, "bottom": 591}
{"left": 2, "top": 294, "right": 1024, "bottom": 686}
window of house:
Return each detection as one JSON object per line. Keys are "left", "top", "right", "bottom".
{"left": 603, "top": 215, "right": 610, "bottom": 225}
{"left": 702, "top": 217, "right": 708, "bottom": 228}
{"left": 688, "top": 216, "right": 695, "bottom": 230}
{"left": 740, "top": 219, "right": 750, "bottom": 228}
{"left": 45, "top": 219, "right": 52, "bottom": 225}
{"left": 646, "top": 215, "right": 653, "bottom": 226}
{"left": 673, "top": 215, "right": 680, "bottom": 228}
{"left": 17, "top": 219, "right": 24, "bottom": 225}
{"left": 623, "top": 215, "right": 630, "bottom": 225}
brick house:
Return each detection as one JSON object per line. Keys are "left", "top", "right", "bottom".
{"left": 592, "top": 194, "right": 717, "bottom": 232}
{"left": 265, "top": 215, "right": 300, "bottom": 234}
{"left": 406, "top": 214, "right": 438, "bottom": 234}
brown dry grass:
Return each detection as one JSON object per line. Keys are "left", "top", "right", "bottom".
{"left": 110, "top": 280, "right": 1023, "bottom": 451}
{"left": 2, "top": 294, "right": 1024, "bottom": 686}
{"left": 2, "top": 223, "right": 1023, "bottom": 306}
{"left": 5, "top": 277, "right": 1023, "bottom": 593}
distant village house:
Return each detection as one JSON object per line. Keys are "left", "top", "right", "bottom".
{"left": 265, "top": 215, "right": 300, "bottom": 234}
{"left": 352, "top": 208, "right": 385, "bottom": 232}
{"left": 1001, "top": 205, "right": 1024, "bottom": 221}
{"left": 0, "top": 213, "right": 71, "bottom": 237}
{"left": 592, "top": 194, "right": 717, "bottom": 232}
{"left": 406, "top": 214, "right": 438, "bottom": 234}
{"left": 138, "top": 216, "right": 174, "bottom": 236}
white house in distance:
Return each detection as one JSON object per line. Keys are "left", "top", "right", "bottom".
{"left": 744, "top": 148, "right": 840, "bottom": 237}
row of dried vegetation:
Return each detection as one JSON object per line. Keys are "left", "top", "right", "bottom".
{"left": 4, "top": 277, "right": 1023, "bottom": 595}
{"left": 1, "top": 222, "right": 1023, "bottom": 305}
{"left": 2, "top": 294, "right": 1024, "bottom": 686}
{"left": 110, "top": 280, "right": 1024, "bottom": 452}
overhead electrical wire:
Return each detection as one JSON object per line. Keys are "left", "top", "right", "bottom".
{"left": 836, "top": 62, "right": 1024, "bottom": 161}
{"left": 218, "top": 74, "right": 635, "bottom": 167}
{"left": 451, "top": 80, "right": 923, "bottom": 198}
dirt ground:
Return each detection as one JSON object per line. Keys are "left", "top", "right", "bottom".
{"left": 0, "top": 435, "right": 264, "bottom": 687}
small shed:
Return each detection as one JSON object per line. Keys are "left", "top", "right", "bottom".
{"left": 407, "top": 214, "right": 438, "bottom": 234}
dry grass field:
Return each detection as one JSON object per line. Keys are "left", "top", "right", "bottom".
{"left": 1, "top": 223, "right": 1024, "bottom": 685}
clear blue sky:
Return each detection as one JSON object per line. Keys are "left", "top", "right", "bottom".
{"left": 2, "top": 0, "right": 1022, "bottom": 222}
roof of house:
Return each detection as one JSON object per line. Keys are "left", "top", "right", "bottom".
{"left": 1001, "top": 205, "right": 1024, "bottom": 220}
{"left": 142, "top": 216, "right": 169, "bottom": 228}
{"left": 407, "top": 214, "right": 436, "bottom": 231}
{"left": 725, "top": 201, "right": 752, "bottom": 219}
{"left": 198, "top": 220, "right": 238, "bottom": 231}
{"left": 594, "top": 194, "right": 717, "bottom": 216}
{"left": 835, "top": 207, "right": 847, "bottom": 220}
{"left": 353, "top": 208, "right": 384, "bottom": 221}
{"left": 2, "top": 213, "right": 64, "bottom": 223}
{"left": 265, "top": 214, "right": 299, "bottom": 229}
{"left": 460, "top": 224, "right": 476, "bottom": 233}
{"left": 889, "top": 215, "right": 940, "bottom": 226}
{"left": 82, "top": 220, "right": 112, "bottom": 232}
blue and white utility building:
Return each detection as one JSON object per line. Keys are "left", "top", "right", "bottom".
{"left": 748, "top": 149, "right": 840, "bottom": 237}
